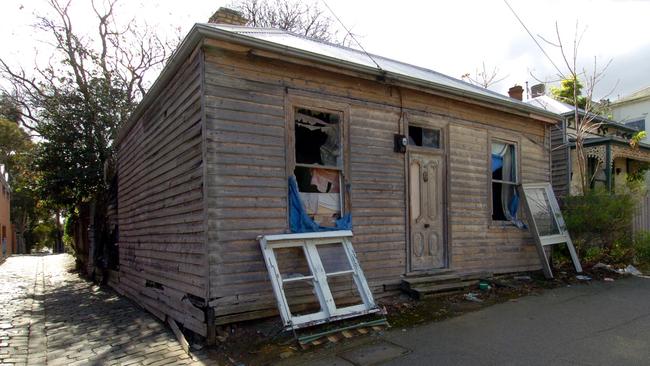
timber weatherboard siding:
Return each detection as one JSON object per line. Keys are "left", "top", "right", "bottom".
{"left": 201, "top": 46, "right": 550, "bottom": 323}
{"left": 114, "top": 31, "right": 557, "bottom": 335}
{"left": 550, "top": 118, "right": 570, "bottom": 198}
{"left": 115, "top": 47, "right": 208, "bottom": 336}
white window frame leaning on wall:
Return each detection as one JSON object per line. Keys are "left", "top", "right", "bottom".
{"left": 258, "top": 230, "right": 379, "bottom": 330}
{"left": 519, "top": 182, "right": 583, "bottom": 279}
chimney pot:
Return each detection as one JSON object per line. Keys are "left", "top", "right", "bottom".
{"left": 208, "top": 7, "right": 248, "bottom": 26}
{"left": 508, "top": 85, "right": 524, "bottom": 101}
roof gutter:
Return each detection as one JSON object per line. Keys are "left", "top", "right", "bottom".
{"left": 560, "top": 111, "right": 637, "bottom": 133}
{"left": 118, "top": 24, "right": 561, "bottom": 145}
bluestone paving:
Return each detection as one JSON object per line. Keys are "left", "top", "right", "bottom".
{"left": 0, "top": 254, "right": 213, "bottom": 365}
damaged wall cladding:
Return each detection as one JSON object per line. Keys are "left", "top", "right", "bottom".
{"left": 112, "top": 25, "right": 557, "bottom": 340}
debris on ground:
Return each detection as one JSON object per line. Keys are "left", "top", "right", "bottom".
{"left": 593, "top": 263, "right": 616, "bottom": 272}
{"left": 621, "top": 264, "right": 643, "bottom": 276}
{"left": 576, "top": 275, "right": 592, "bottom": 281}
{"left": 202, "top": 263, "right": 635, "bottom": 365}
{"left": 464, "top": 292, "right": 483, "bottom": 303}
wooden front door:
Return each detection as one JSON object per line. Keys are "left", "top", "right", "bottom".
{"left": 409, "top": 152, "right": 446, "bottom": 271}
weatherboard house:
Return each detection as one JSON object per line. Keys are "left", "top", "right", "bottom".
{"left": 112, "top": 12, "right": 560, "bottom": 340}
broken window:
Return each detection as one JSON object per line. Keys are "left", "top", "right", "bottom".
{"left": 259, "top": 231, "right": 379, "bottom": 330}
{"left": 491, "top": 141, "right": 519, "bottom": 221}
{"left": 294, "top": 108, "right": 343, "bottom": 227}
{"left": 408, "top": 126, "right": 441, "bottom": 148}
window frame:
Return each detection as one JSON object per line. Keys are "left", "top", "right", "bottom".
{"left": 286, "top": 95, "right": 351, "bottom": 226}
{"left": 258, "top": 230, "right": 379, "bottom": 330}
{"left": 519, "top": 182, "right": 583, "bottom": 278}
{"left": 488, "top": 136, "right": 521, "bottom": 224}
{"left": 408, "top": 125, "right": 443, "bottom": 150}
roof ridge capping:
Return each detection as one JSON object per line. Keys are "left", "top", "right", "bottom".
{"left": 117, "top": 23, "right": 562, "bottom": 145}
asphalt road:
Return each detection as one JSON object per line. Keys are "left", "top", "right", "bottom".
{"left": 382, "top": 276, "right": 650, "bottom": 366}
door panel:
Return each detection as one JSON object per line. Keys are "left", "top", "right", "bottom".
{"left": 409, "top": 152, "right": 445, "bottom": 271}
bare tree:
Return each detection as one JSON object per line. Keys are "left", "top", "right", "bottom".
{"left": 230, "top": 0, "right": 339, "bottom": 43}
{"left": 537, "top": 22, "right": 613, "bottom": 194}
{"left": 461, "top": 62, "right": 508, "bottom": 89}
{"left": 0, "top": 0, "right": 176, "bottom": 210}
{"left": 1, "top": 0, "right": 174, "bottom": 136}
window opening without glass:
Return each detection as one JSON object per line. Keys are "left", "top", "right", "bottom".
{"left": 408, "top": 126, "right": 441, "bottom": 149}
{"left": 519, "top": 182, "right": 582, "bottom": 279}
{"left": 258, "top": 230, "right": 379, "bottom": 330}
{"left": 491, "top": 141, "right": 519, "bottom": 222}
{"left": 294, "top": 107, "right": 343, "bottom": 227}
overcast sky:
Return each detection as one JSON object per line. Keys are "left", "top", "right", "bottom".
{"left": 1, "top": 0, "right": 649, "bottom": 101}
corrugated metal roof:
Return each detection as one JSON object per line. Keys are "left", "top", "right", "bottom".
{"left": 525, "top": 95, "right": 637, "bottom": 131}
{"left": 525, "top": 95, "right": 573, "bottom": 114}
{"left": 203, "top": 24, "right": 550, "bottom": 114}
{"left": 118, "top": 23, "right": 562, "bottom": 145}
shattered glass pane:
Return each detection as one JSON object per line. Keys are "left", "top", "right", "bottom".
{"left": 295, "top": 108, "right": 341, "bottom": 167}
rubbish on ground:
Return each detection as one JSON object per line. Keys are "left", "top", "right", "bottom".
{"left": 604, "top": 277, "right": 614, "bottom": 282}
{"left": 624, "top": 265, "right": 643, "bottom": 276}
{"left": 576, "top": 275, "right": 592, "bottom": 281}
{"left": 514, "top": 275, "right": 531, "bottom": 282}
{"left": 464, "top": 292, "right": 483, "bottom": 303}
{"left": 593, "top": 263, "right": 615, "bottom": 272}
{"left": 479, "top": 281, "right": 491, "bottom": 291}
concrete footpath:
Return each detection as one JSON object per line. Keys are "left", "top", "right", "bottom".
{"left": 0, "top": 254, "right": 211, "bottom": 366}
{"left": 287, "top": 276, "right": 650, "bottom": 366}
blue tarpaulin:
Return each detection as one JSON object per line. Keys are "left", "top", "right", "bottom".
{"left": 491, "top": 154, "right": 503, "bottom": 173}
{"left": 289, "top": 176, "right": 352, "bottom": 233}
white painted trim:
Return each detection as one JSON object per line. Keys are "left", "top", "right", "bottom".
{"left": 258, "top": 232, "right": 377, "bottom": 330}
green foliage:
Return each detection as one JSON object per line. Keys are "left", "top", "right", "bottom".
{"left": 0, "top": 94, "right": 22, "bottom": 122}
{"left": 33, "top": 77, "right": 134, "bottom": 208}
{"left": 31, "top": 221, "right": 57, "bottom": 252}
{"left": 633, "top": 231, "right": 650, "bottom": 267}
{"left": 563, "top": 189, "right": 635, "bottom": 251}
{"left": 62, "top": 211, "right": 77, "bottom": 255}
{"left": 550, "top": 77, "right": 587, "bottom": 109}
{"left": 583, "top": 245, "right": 605, "bottom": 263}
{"left": 627, "top": 162, "right": 650, "bottom": 184}
{"left": 0, "top": 117, "right": 30, "bottom": 172}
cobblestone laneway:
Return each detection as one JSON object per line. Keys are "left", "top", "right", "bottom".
{"left": 0, "top": 254, "right": 213, "bottom": 366}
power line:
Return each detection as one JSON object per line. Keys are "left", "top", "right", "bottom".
{"left": 320, "top": 0, "right": 383, "bottom": 72}
{"left": 502, "top": 0, "right": 564, "bottom": 77}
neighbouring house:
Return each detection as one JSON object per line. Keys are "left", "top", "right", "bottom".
{"left": 522, "top": 87, "right": 649, "bottom": 199}
{"left": 611, "top": 86, "right": 650, "bottom": 142}
{"left": 111, "top": 8, "right": 560, "bottom": 340}
{"left": 0, "top": 164, "right": 15, "bottom": 262}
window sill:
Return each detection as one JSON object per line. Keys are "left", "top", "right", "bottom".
{"left": 488, "top": 221, "right": 524, "bottom": 230}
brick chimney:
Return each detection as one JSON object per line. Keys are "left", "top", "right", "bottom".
{"left": 508, "top": 85, "right": 524, "bottom": 101}
{"left": 208, "top": 7, "right": 248, "bottom": 25}
{"left": 531, "top": 83, "right": 545, "bottom": 98}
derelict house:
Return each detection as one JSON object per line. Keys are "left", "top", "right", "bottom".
{"left": 112, "top": 13, "right": 560, "bottom": 339}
